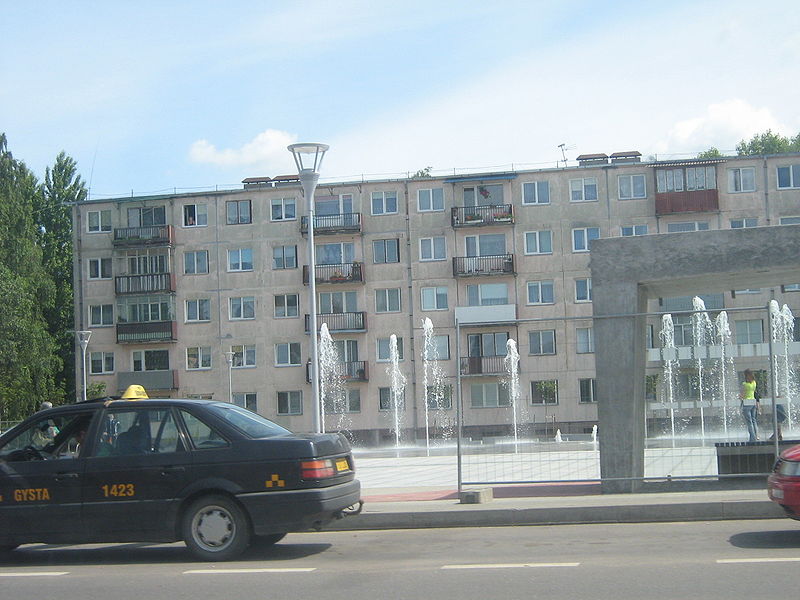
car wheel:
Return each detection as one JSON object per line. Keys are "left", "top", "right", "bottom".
{"left": 252, "top": 533, "right": 287, "bottom": 547}
{"left": 182, "top": 495, "right": 251, "bottom": 561}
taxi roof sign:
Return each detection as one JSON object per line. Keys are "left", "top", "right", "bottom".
{"left": 121, "top": 384, "right": 149, "bottom": 400}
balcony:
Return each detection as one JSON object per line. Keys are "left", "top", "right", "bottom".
{"left": 655, "top": 189, "right": 719, "bottom": 215}
{"left": 305, "top": 312, "right": 367, "bottom": 333}
{"left": 459, "top": 356, "right": 508, "bottom": 376}
{"left": 115, "top": 273, "right": 176, "bottom": 295}
{"left": 453, "top": 254, "right": 514, "bottom": 277}
{"left": 306, "top": 360, "right": 369, "bottom": 383}
{"left": 113, "top": 225, "right": 174, "bottom": 247}
{"left": 300, "top": 213, "right": 362, "bottom": 235}
{"left": 452, "top": 204, "right": 514, "bottom": 228}
{"left": 116, "top": 321, "right": 177, "bottom": 344}
{"left": 117, "top": 369, "right": 178, "bottom": 392}
{"left": 303, "top": 262, "right": 364, "bottom": 285}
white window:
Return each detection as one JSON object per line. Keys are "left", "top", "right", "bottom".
{"left": 377, "top": 337, "right": 404, "bottom": 362}
{"left": 230, "top": 296, "right": 255, "bottom": 320}
{"left": 575, "top": 278, "right": 592, "bottom": 302}
{"left": 89, "top": 304, "right": 113, "bottom": 326}
{"left": 576, "top": 327, "right": 594, "bottom": 353}
{"left": 686, "top": 166, "right": 716, "bottom": 191}
{"left": 465, "top": 233, "right": 506, "bottom": 257}
{"left": 319, "top": 291, "right": 357, "bottom": 314}
{"left": 87, "top": 210, "right": 111, "bottom": 233}
{"left": 728, "top": 167, "right": 755, "bottom": 192}
{"left": 531, "top": 380, "right": 558, "bottom": 405}
{"left": 233, "top": 393, "right": 258, "bottom": 412}
{"left": 226, "top": 200, "right": 252, "bottom": 224}
{"left": 524, "top": 230, "right": 552, "bottom": 254}
{"left": 375, "top": 288, "right": 401, "bottom": 313}
{"left": 618, "top": 174, "right": 646, "bottom": 199}
{"left": 464, "top": 184, "right": 504, "bottom": 206}
{"left": 373, "top": 239, "right": 400, "bottom": 263}
{"left": 272, "top": 245, "right": 296, "bottom": 270}
{"left": 127, "top": 206, "right": 165, "bottom": 227}
{"left": 379, "top": 387, "right": 405, "bottom": 411}
{"left": 317, "top": 242, "right": 354, "bottom": 265}
{"left": 466, "top": 283, "right": 508, "bottom": 306}
{"left": 274, "top": 294, "right": 299, "bottom": 318}
{"left": 316, "top": 193, "right": 353, "bottom": 216}
{"left": 420, "top": 237, "right": 446, "bottom": 261}
{"left": 184, "top": 250, "right": 209, "bottom": 274}
{"left": 88, "top": 257, "right": 112, "bottom": 280}
{"left": 579, "top": 378, "right": 597, "bottom": 403}
{"left": 569, "top": 177, "right": 598, "bottom": 202}
{"left": 667, "top": 221, "right": 709, "bottom": 233}
{"left": 572, "top": 227, "right": 599, "bottom": 252}
{"left": 90, "top": 351, "right": 114, "bottom": 374}
{"left": 731, "top": 218, "right": 758, "bottom": 228}
{"left": 426, "top": 384, "right": 452, "bottom": 410}
{"left": 326, "top": 388, "right": 361, "bottom": 414}
{"left": 777, "top": 165, "right": 800, "bottom": 189}
{"left": 418, "top": 188, "right": 444, "bottom": 212}
{"left": 621, "top": 224, "right": 648, "bottom": 236}
{"left": 470, "top": 382, "right": 510, "bottom": 408}
{"left": 780, "top": 216, "right": 800, "bottom": 225}
{"left": 522, "top": 181, "right": 550, "bottom": 205}
{"left": 467, "top": 332, "right": 508, "bottom": 357}
{"left": 371, "top": 191, "right": 398, "bottom": 215}
{"left": 277, "top": 391, "right": 302, "bottom": 415}
{"left": 231, "top": 344, "right": 256, "bottom": 368}
{"left": 271, "top": 197, "right": 296, "bottom": 221}
{"left": 183, "top": 204, "right": 208, "bottom": 227}
{"left": 186, "top": 299, "right": 210, "bottom": 322}
{"left": 127, "top": 250, "right": 167, "bottom": 275}
{"left": 228, "top": 248, "right": 253, "bottom": 272}
{"left": 529, "top": 330, "right": 556, "bottom": 355}
{"left": 424, "top": 335, "right": 450, "bottom": 361}
{"left": 527, "top": 280, "right": 554, "bottom": 305}
{"left": 132, "top": 349, "right": 169, "bottom": 371}
{"left": 275, "top": 342, "right": 301, "bottom": 366}
{"left": 186, "top": 347, "right": 212, "bottom": 370}
{"left": 421, "top": 286, "right": 448, "bottom": 311}
{"left": 735, "top": 319, "right": 763, "bottom": 344}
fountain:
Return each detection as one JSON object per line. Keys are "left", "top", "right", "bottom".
{"left": 502, "top": 338, "right": 521, "bottom": 449}
{"left": 386, "top": 334, "right": 406, "bottom": 449}
{"left": 713, "top": 311, "right": 737, "bottom": 436}
{"left": 659, "top": 314, "right": 679, "bottom": 443}
{"left": 691, "top": 297, "right": 715, "bottom": 439}
{"left": 318, "top": 323, "right": 347, "bottom": 435}
{"left": 554, "top": 429, "right": 562, "bottom": 443}
{"left": 421, "top": 318, "right": 450, "bottom": 452}
{"left": 770, "top": 300, "right": 798, "bottom": 430}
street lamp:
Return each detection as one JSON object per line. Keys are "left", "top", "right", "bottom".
{"left": 288, "top": 142, "right": 329, "bottom": 434}
{"left": 76, "top": 330, "right": 92, "bottom": 402}
{"left": 223, "top": 350, "right": 235, "bottom": 404}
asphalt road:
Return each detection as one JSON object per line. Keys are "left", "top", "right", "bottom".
{"left": 2, "top": 520, "right": 799, "bottom": 599}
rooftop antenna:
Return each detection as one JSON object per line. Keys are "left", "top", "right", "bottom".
{"left": 558, "top": 143, "right": 573, "bottom": 168}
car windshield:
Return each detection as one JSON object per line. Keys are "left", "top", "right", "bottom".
{"left": 206, "top": 403, "right": 291, "bottom": 438}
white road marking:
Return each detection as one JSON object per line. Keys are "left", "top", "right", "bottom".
{"left": 184, "top": 568, "right": 316, "bottom": 574}
{"left": 441, "top": 562, "right": 580, "bottom": 570}
{"left": 717, "top": 557, "right": 800, "bottom": 564}
{"left": 0, "top": 572, "right": 69, "bottom": 577}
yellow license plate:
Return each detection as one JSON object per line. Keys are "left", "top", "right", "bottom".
{"left": 335, "top": 459, "right": 349, "bottom": 472}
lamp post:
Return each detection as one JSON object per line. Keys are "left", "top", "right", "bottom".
{"left": 288, "top": 142, "right": 329, "bottom": 434}
{"left": 76, "top": 330, "right": 92, "bottom": 402}
{"left": 223, "top": 350, "right": 235, "bottom": 404}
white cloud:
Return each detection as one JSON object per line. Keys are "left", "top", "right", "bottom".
{"left": 189, "top": 129, "right": 298, "bottom": 168}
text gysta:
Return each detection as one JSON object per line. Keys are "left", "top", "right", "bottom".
{"left": 14, "top": 488, "right": 51, "bottom": 502}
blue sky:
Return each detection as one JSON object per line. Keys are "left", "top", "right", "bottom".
{"left": 3, "top": 0, "right": 798, "bottom": 198}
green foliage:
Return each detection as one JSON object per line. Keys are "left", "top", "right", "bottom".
{"left": 87, "top": 381, "right": 107, "bottom": 400}
{"left": 735, "top": 130, "right": 800, "bottom": 156}
{"left": 696, "top": 147, "right": 724, "bottom": 159}
{"left": 412, "top": 166, "right": 433, "bottom": 178}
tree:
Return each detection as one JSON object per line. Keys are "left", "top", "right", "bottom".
{"left": 735, "top": 129, "right": 800, "bottom": 155}
{"left": 696, "top": 147, "right": 724, "bottom": 159}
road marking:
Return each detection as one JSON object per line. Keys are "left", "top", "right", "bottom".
{"left": 441, "top": 563, "right": 580, "bottom": 570}
{"left": 0, "top": 572, "right": 69, "bottom": 577}
{"left": 717, "top": 558, "right": 800, "bottom": 564}
{"left": 184, "top": 568, "right": 316, "bottom": 574}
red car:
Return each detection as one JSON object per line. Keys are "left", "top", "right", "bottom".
{"left": 768, "top": 444, "right": 800, "bottom": 519}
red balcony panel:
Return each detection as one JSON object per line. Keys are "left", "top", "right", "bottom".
{"left": 655, "top": 189, "right": 719, "bottom": 215}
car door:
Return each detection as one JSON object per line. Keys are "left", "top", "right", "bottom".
{"left": 81, "top": 406, "right": 192, "bottom": 540}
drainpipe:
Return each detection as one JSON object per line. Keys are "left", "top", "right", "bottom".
{"left": 403, "top": 179, "right": 419, "bottom": 441}
{"left": 762, "top": 157, "right": 771, "bottom": 225}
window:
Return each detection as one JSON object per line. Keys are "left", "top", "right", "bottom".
{"left": 277, "top": 391, "right": 302, "bottom": 415}
{"left": 232, "top": 393, "right": 258, "bottom": 412}
{"left": 468, "top": 332, "right": 508, "bottom": 357}
{"left": 579, "top": 378, "right": 597, "bottom": 403}
{"left": 524, "top": 230, "right": 552, "bottom": 254}
{"left": 656, "top": 166, "right": 716, "bottom": 193}
{"left": 687, "top": 166, "right": 716, "bottom": 190}
{"left": 184, "top": 250, "right": 209, "bottom": 274}
{"left": 274, "top": 294, "right": 299, "bottom": 318}
{"left": 418, "top": 188, "right": 444, "bottom": 212}
{"left": 377, "top": 337, "right": 404, "bottom": 362}
{"left": 371, "top": 191, "right": 398, "bottom": 215}
{"left": 618, "top": 174, "right": 646, "bottom": 199}
{"left": 576, "top": 327, "right": 594, "bottom": 353}
{"left": 470, "top": 382, "right": 510, "bottom": 408}
{"left": 316, "top": 193, "right": 353, "bottom": 216}
{"left": 522, "top": 181, "right": 550, "bottom": 205}
{"left": 421, "top": 286, "right": 448, "bottom": 311}
{"left": 527, "top": 280, "right": 554, "bottom": 305}
{"left": 275, "top": 342, "right": 301, "bottom": 366}
{"left": 88, "top": 257, "right": 112, "bottom": 280}
{"left": 186, "top": 298, "right": 211, "bottom": 322}
{"left": 186, "top": 346, "right": 212, "bottom": 370}
{"left": 731, "top": 218, "right": 758, "bottom": 229}
{"left": 127, "top": 206, "right": 165, "bottom": 227}
{"left": 424, "top": 335, "right": 450, "bottom": 360}
{"left": 271, "top": 197, "right": 296, "bottom": 221}
{"left": 464, "top": 184, "right": 504, "bottom": 206}
{"left": 671, "top": 316, "right": 693, "bottom": 346}
{"left": 569, "top": 177, "right": 598, "bottom": 202}
{"left": 376, "top": 288, "right": 401, "bottom": 313}
{"left": 231, "top": 344, "right": 256, "bottom": 368}
{"left": 420, "top": 237, "right": 446, "bottom": 261}
{"left": 467, "top": 283, "right": 508, "bottom": 306}
{"left": 373, "top": 239, "right": 400, "bottom": 264}
{"left": 117, "top": 296, "right": 172, "bottom": 323}
{"left": 465, "top": 233, "right": 505, "bottom": 257}
{"left": 529, "top": 330, "right": 556, "bottom": 355}
{"left": 379, "top": 387, "right": 405, "bottom": 411}
{"left": 226, "top": 200, "right": 252, "bottom": 224}
{"left": 780, "top": 216, "right": 800, "bottom": 225}
{"left": 319, "top": 291, "right": 357, "bottom": 314}
{"left": 230, "top": 296, "right": 255, "bottom": 320}
{"left": 228, "top": 248, "right": 253, "bottom": 272}
{"left": 183, "top": 204, "right": 208, "bottom": 227}
{"left": 317, "top": 242, "right": 354, "bottom": 265}
{"left": 728, "top": 167, "right": 755, "bottom": 192}
{"left": 90, "top": 352, "right": 114, "bottom": 374}
{"left": 272, "top": 245, "right": 297, "bottom": 270}
{"left": 621, "top": 224, "right": 648, "bottom": 237}
{"left": 735, "top": 319, "right": 763, "bottom": 344}
{"left": 667, "top": 222, "right": 709, "bottom": 233}
{"left": 127, "top": 250, "right": 167, "bottom": 275}
{"left": 133, "top": 349, "right": 169, "bottom": 371}
{"left": 87, "top": 209, "right": 111, "bottom": 233}
{"left": 89, "top": 304, "right": 113, "bottom": 326}
{"left": 777, "top": 165, "right": 800, "bottom": 189}
{"left": 575, "top": 278, "right": 592, "bottom": 302}
{"left": 531, "top": 380, "right": 558, "bottom": 405}
{"left": 326, "top": 389, "right": 361, "bottom": 414}
{"left": 426, "top": 384, "right": 452, "bottom": 410}
{"left": 572, "top": 227, "right": 599, "bottom": 252}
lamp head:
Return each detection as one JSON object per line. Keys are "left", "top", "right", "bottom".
{"left": 288, "top": 142, "right": 329, "bottom": 174}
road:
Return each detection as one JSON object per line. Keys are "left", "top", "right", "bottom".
{"left": 1, "top": 520, "right": 798, "bottom": 599}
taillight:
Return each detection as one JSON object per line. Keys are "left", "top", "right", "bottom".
{"left": 300, "top": 459, "right": 335, "bottom": 479}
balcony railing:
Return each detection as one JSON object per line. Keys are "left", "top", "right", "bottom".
{"left": 655, "top": 189, "right": 719, "bottom": 215}
{"left": 117, "top": 369, "right": 178, "bottom": 392}
{"left": 303, "top": 262, "right": 364, "bottom": 285}
{"left": 300, "top": 213, "right": 362, "bottom": 234}
{"left": 115, "top": 272, "right": 176, "bottom": 295}
{"left": 452, "top": 204, "right": 514, "bottom": 227}
{"left": 116, "top": 321, "right": 177, "bottom": 344}
{"left": 113, "top": 225, "right": 174, "bottom": 247}
{"left": 453, "top": 254, "right": 514, "bottom": 276}
{"left": 306, "top": 360, "right": 369, "bottom": 382}
{"left": 305, "top": 312, "right": 366, "bottom": 333}
{"left": 459, "top": 356, "right": 509, "bottom": 376}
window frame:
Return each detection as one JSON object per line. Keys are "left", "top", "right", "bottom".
{"left": 371, "top": 190, "right": 398, "bottom": 215}
{"left": 522, "top": 180, "right": 550, "bottom": 205}
{"left": 526, "top": 280, "right": 555, "bottom": 305}
{"left": 373, "top": 238, "right": 400, "bottom": 264}
{"left": 524, "top": 230, "right": 553, "bottom": 255}
{"left": 231, "top": 344, "right": 256, "bottom": 368}
{"left": 228, "top": 248, "right": 254, "bottom": 272}
{"left": 569, "top": 177, "right": 598, "bottom": 202}
{"left": 528, "top": 330, "right": 556, "bottom": 356}
{"left": 728, "top": 167, "right": 756, "bottom": 193}
{"left": 575, "top": 278, "right": 593, "bottom": 303}
{"left": 530, "top": 380, "right": 558, "bottom": 405}
{"left": 417, "top": 187, "right": 444, "bottom": 212}
{"left": 270, "top": 197, "right": 297, "bottom": 221}
{"left": 277, "top": 391, "right": 303, "bottom": 416}
{"left": 186, "top": 346, "right": 212, "bottom": 370}
{"left": 184, "top": 250, "right": 209, "bottom": 275}
{"left": 420, "top": 286, "right": 448, "bottom": 311}
{"left": 275, "top": 342, "right": 301, "bottom": 367}
{"left": 89, "top": 351, "right": 115, "bottom": 375}
{"left": 375, "top": 288, "right": 402, "bottom": 313}
{"left": 87, "top": 209, "right": 112, "bottom": 233}
{"left": 226, "top": 199, "right": 252, "bottom": 225}
{"left": 88, "top": 257, "right": 112, "bottom": 280}
{"left": 376, "top": 336, "right": 404, "bottom": 362}
{"left": 777, "top": 165, "right": 800, "bottom": 189}
{"left": 229, "top": 296, "right": 256, "bottom": 320}
{"left": 89, "top": 304, "right": 114, "bottom": 327}
{"left": 185, "top": 298, "right": 211, "bottom": 323}
{"left": 419, "top": 236, "right": 447, "bottom": 261}
{"left": 572, "top": 227, "right": 600, "bottom": 252}
{"left": 576, "top": 326, "right": 594, "bottom": 354}
{"left": 579, "top": 378, "right": 597, "bottom": 403}
{"left": 617, "top": 174, "right": 647, "bottom": 200}
{"left": 183, "top": 203, "right": 208, "bottom": 227}
{"left": 274, "top": 293, "right": 299, "bottom": 318}
{"left": 621, "top": 224, "right": 648, "bottom": 237}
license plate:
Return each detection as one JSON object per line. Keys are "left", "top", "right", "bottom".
{"left": 335, "top": 458, "right": 349, "bottom": 472}
{"left": 772, "top": 488, "right": 784, "bottom": 499}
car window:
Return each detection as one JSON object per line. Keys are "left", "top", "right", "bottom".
{"left": 92, "top": 408, "right": 183, "bottom": 457}
{"left": 205, "top": 403, "right": 290, "bottom": 439}
{"left": 180, "top": 410, "right": 230, "bottom": 449}
{"left": 0, "top": 412, "right": 93, "bottom": 461}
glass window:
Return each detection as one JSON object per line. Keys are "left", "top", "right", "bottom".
{"left": 735, "top": 319, "right": 763, "bottom": 344}
{"left": 621, "top": 224, "right": 648, "bottom": 236}
{"left": 466, "top": 283, "right": 508, "bottom": 306}
{"left": 180, "top": 410, "right": 230, "bottom": 449}
{"left": 371, "top": 191, "right": 398, "bottom": 215}
{"left": 90, "top": 351, "right": 115, "bottom": 374}
{"left": 186, "top": 299, "right": 210, "bottom": 322}
{"left": 730, "top": 218, "right": 758, "bottom": 229}
{"left": 531, "top": 380, "right": 558, "bottom": 405}
{"left": 226, "top": 200, "right": 252, "bottom": 224}
{"left": 728, "top": 167, "right": 756, "bottom": 192}
{"left": 89, "top": 304, "right": 113, "bottom": 326}
{"left": 277, "top": 391, "right": 302, "bottom": 415}
{"left": 576, "top": 327, "right": 594, "bottom": 353}
{"left": 463, "top": 184, "right": 504, "bottom": 206}
{"left": 465, "top": 233, "right": 505, "bottom": 257}
{"left": 527, "top": 280, "right": 554, "bottom": 305}
{"left": 418, "top": 188, "right": 444, "bottom": 212}
{"left": 88, "top": 257, "right": 112, "bottom": 280}
{"left": 467, "top": 332, "right": 508, "bottom": 357}
{"left": 274, "top": 294, "right": 299, "bottom": 318}
{"left": 233, "top": 393, "right": 258, "bottom": 412}
{"left": 572, "top": 227, "right": 599, "bottom": 252}
{"left": 127, "top": 206, "right": 166, "bottom": 227}
{"left": 777, "top": 165, "right": 800, "bottom": 189}
{"left": 569, "top": 177, "right": 598, "bottom": 202}
{"left": 667, "top": 222, "right": 709, "bottom": 233}
{"left": 183, "top": 204, "right": 208, "bottom": 227}
{"left": 579, "top": 378, "right": 597, "bottom": 403}
{"left": 186, "top": 346, "right": 212, "bottom": 370}
{"left": 271, "top": 197, "right": 296, "bottom": 221}
{"left": 132, "top": 349, "right": 169, "bottom": 371}
{"left": 425, "top": 335, "right": 450, "bottom": 360}
{"left": 373, "top": 239, "right": 400, "bottom": 263}
{"left": 87, "top": 210, "right": 112, "bottom": 233}
{"left": 230, "top": 296, "right": 255, "bottom": 320}
{"left": 319, "top": 291, "right": 357, "bottom": 314}
{"left": 376, "top": 288, "right": 401, "bottom": 313}
{"left": 377, "top": 337, "right": 404, "bottom": 362}
{"left": 529, "top": 330, "right": 556, "bottom": 355}
{"left": 618, "top": 174, "right": 646, "bottom": 199}
{"left": 231, "top": 344, "right": 256, "bottom": 368}
{"left": 470, "top": 382, "right": 510, "bottom": 408}
{"left": 379, "top": 387, "right": 405, "bottom": 411}
{"left": 426, "top": 384, "right": 453, "bottom": 410}
{"left": 272, "top": 245, "right": 297, "bottom": 270}
{"left": 228, "top": 248, "right": 253, "bottom": 272}
{"left": 522, "top": 181, "right": 550, "bottom": 205}
{"left": 421, "top": 286, "right": 448, "bottom": 310}
{"left": 575, "top": 278, "right": 592, "bottom": 302}
{"left": 184, "top": 251, "right": 209, "bottom": 274}
{"left": 420, "top": 237, "right": 446, "bottom": 261}
{"left": 275, "top": 342, "right": 301, "bottom": 366}
{"left": 524, "top": 230, "right": 552, "bottom": 254}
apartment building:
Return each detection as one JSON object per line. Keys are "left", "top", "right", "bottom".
{"left": 73, "top": 151, "right": 800, "bottom": 444}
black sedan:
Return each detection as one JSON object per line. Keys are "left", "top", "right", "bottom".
{"left": 0, "top": 390, "right": 361, "bottom": 560}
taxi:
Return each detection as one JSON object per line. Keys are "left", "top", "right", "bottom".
{"left": 0, "top": 386, "right": 361, "bottom": 560}
{"left": 767, "top": 443, "right": 800, "bottom": 520}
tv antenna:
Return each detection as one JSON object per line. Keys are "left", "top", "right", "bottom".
{"left": 557, "top": 143, "right": 574, "bottom": 167}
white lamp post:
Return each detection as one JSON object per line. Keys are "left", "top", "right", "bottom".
{"left": 223, "top": 350, "right": 235, "bottom": 404}
{"left": 288, "top": 142, "right": 329, "bottom": 433}
{"left": 76, "top": 330, "right": 92, "bottom": 402}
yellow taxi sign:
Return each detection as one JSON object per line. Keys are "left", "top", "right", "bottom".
{"left": 121, "top": 385, "right": 149, "bottom": 400}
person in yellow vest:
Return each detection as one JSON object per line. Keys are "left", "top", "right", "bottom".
{"left": 740, "top": 369, "right": 760, "bottom": 442}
